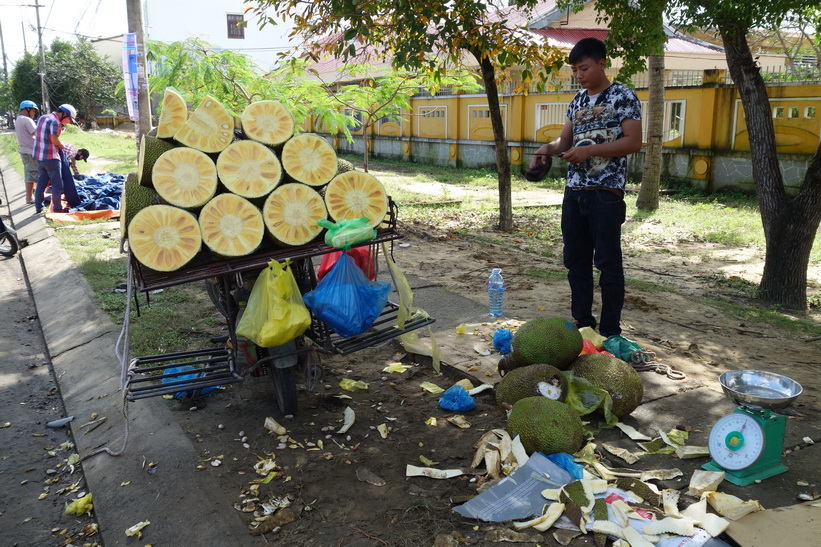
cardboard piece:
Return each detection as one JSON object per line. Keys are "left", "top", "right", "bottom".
{"left": 724, "top": 501, "right": 821, "bottom": 546}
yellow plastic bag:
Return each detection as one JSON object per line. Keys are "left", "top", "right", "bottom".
{"left": 236, "top": 259, "right": 311, "bottom": 348}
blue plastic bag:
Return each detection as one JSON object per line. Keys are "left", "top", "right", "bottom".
{"left": 545, "top": 452, "right": 584, "bottom": 480}
{"left": 303, "top": 251, "right": 392, "bottom": 337}
{"left": 161, "top": 365, "right": 220, "bottom": 399}
{"left": 438, "top": 385, "right": 476, "bottom": 411}
{"left": 492, "top": 328, "right": 513, "bottom": 355}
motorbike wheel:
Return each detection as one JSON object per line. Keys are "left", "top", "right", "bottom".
{"left": 0, "top": 231, "right": 19, "bottom": 257}
{"left": 270, "top": 364, "right": 297, "bottom": 416}
{"left": 255, "top": 345, "right": 299, "bottom": 416}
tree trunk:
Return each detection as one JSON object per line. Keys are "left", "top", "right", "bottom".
{"left": 636, "top": 53, "right": 665, "bottom": 210}
{"left": 720, "top": 22, "right": 821, "bottom": 310}
{"left": 473, "top": 49, "right": 513, "bottom": 232}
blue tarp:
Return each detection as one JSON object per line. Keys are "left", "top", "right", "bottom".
{"left": 68, "top": 172, "right": 124, "bottom": 212}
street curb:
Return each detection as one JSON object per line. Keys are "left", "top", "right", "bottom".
{"left": 1, "top": 156, "right": 252, "bottom": 545}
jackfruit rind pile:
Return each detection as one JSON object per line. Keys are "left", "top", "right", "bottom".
{"left": 498, "top": 318, "right": 645, "bottom": 455}
{"left": 125, "top": 90, "right": 390, "bottom": 272}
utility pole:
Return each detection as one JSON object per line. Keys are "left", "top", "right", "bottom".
{"left": 126, "top": 0, "right": 152, "bottom": 141}
{"left": 33, "top": 3, "right": 48, "bottom": 112}
{"left": 22, "top": 22, "right": 27, "bottom": 52}
{"left": 0, "top": 21, "right": 8, "bottom": 80}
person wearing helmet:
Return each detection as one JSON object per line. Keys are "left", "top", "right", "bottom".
{"left": 15, "top": 100, "right": 40, "bottom": 204}
{"left": 33, "top": 104, "right": 77, "bottom": 214}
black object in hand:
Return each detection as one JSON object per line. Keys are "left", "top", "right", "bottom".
{"left": 524, "top": 155, "right": 552, "bottom": 182}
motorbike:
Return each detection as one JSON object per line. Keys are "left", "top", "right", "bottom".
{"left": 0, "top": 214, "right": 20, "bottom": 257}
{"left": 203, "top": 258, "right": 322, "bottom": 416}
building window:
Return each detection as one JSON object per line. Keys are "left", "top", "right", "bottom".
{"left": 806, "top": 106, "right": 817, "bottom": 119}
{"left": 227, "top": 14, "right": 245, "bottom": 39}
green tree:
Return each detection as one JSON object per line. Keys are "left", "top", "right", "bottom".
{"left": 673, "top": 0, "right": 821, "bottom": 309}
{"left": 7, "top": 52, "right": 41, "bottom": 109}
{"left": 45, "top": 38, "right": 122, "bottom": 125}
{"left": 146, "top": 38, "right": 357, "bottom": 131}
{"left": 321, "top": 64, "right": 480, "bottom": 171}
{"left": 246, "top": 0, "right": 565, "bottom": 231}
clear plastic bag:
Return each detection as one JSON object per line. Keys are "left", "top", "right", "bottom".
{"left": 236, "top": 259, "right": 311, "bottom": 348}
{"left": 303, "top": 251, "right": 391, "bottom": 338}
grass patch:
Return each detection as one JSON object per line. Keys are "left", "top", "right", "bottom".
{"left": 707, "top": 297, "right": 821, "bottom": 338}
{"left": 0, "top": 134, "right": 24, "bottom": 176}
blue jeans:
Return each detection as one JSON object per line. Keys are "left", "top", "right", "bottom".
{"left": 35, "top": 158, "right": 65, "bottom": 213}
{"left": 561, "top": 188, "right": 626, "bottom": 337}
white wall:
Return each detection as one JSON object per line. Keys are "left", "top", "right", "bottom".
{"left": 144, "top": 0, "right": 295, "bottom": 71}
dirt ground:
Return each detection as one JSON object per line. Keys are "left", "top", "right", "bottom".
{"left": 163, "top": 183, "right": 820, "bottom": 546}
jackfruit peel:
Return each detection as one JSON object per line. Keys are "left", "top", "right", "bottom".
{"left": 337, "top": 406, "right": 356, "bottom": 434}
{"left": 681, "top": 498, "right": 730, "bottom": 537}
{"left": 383, "top": 362, "right": 411, "bottom": 373}
{"left": 514, "top": 501, "right": 566, "bottom": 531}
{"left": 264, "top": 416, "right": 287, "bottom": 435}
{"left": 688, "top": 469, "right": 725, "bottom": 497}
{"left": 561, "top": 372, "right": 618, "bottom": 426}
{"left": 615, "top": 422, "right": 652, "bottom": 441}
{"left": 405, "top": 465, "right": 462, "bottom": 479}
{"left": 642, "top": 515, "right": 695, "bottom": 536}
{"left": 65, "top": 492, "right": 93, "bottom": 516}
{"left": 419, "top": 382, "right": 444, "bottom": 394}
{"left": 339, "top": 378, "right": 369, "bottom": 391}
{"left": 702, "top": 491, "right": 764, "bottom": 520}
{"left": 638, "top": 437, "right": 676, "bottom": 454}
{"left": 601, "top": 443, "right": 640, "bottom": 464}
{"left": 125, "top": 520, "right": 150, "bottom": 538}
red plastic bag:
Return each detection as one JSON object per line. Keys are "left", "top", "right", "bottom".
{"left": 580, "top": 339, "right": 615, "bottom": 357}
{"left": 318, "top": 247, "right": 375, "bottom": 281}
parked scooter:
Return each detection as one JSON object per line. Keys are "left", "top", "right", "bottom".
{"left": 0, "top": 207, "right": 20, "bottom": 257}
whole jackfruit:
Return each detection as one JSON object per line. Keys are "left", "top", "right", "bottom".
{"left": 569, "top": 353, "right": 644, "bottom": 418}
{"left": 495, "top": 363, "right": 567, "bottom": 409}
{"left": 511, "top": 318, "right": 583, "bottom": 370}
{"left": 506, "top": 397, "right": 585, "bottom": 456}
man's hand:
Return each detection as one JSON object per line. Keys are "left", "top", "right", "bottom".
{"left": 529, "top": 151, "right": 550, "bottom": 169}
{"left": 559, "top": 146, "right": 594, "bottom": 164}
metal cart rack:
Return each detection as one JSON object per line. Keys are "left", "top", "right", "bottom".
{"left": 124, "top": 200, "right": 435, "bottom": 412}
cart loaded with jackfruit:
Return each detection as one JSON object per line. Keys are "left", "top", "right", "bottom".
{"left": 121, "top": 90, "right": 435, "bottom": 415}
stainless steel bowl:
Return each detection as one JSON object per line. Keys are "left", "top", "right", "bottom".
{"left": 719, "top": 370, "right": 803, "bottom": 410}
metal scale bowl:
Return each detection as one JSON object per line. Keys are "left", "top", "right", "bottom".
{"left": 702, "top": 370, "right": 803, "bottom": 486}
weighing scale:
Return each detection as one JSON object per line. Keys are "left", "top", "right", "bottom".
{"left": 702, "top": 370, "right": 803, "bottom": 487}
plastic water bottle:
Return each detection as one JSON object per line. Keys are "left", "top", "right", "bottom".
{"left": 487, "top": 268, "right": 505, "bottom": 317}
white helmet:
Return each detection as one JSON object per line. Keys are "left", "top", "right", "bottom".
{"left": 58, "top": 104, "right": 77, "bottom": 118}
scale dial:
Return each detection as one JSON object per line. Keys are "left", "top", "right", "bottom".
{"left": 708, "top": 412, "right": 765, "bottom": 470}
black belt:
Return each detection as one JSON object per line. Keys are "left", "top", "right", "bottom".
{"left": 569, "top": 186, "right": 624, "bottom": 197}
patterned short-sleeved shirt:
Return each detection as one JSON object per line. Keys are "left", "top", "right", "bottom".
{"left": 33, "top": 112, "right": 63, "bottom": 161}
{"left": 63, "top": 143, "right": 81, "bottom": 176}
{"left": 565, "top": 82, "right": 642, "bottom": 190}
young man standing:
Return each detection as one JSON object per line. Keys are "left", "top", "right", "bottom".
{"left": 530, "top": 38, "right": 642, "bottom": 337}
{"left": 15, "top": 100, "right": 39, "bottom": 204}
{"left": 33, "top": 104, "right": 77, "bottom": 214}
